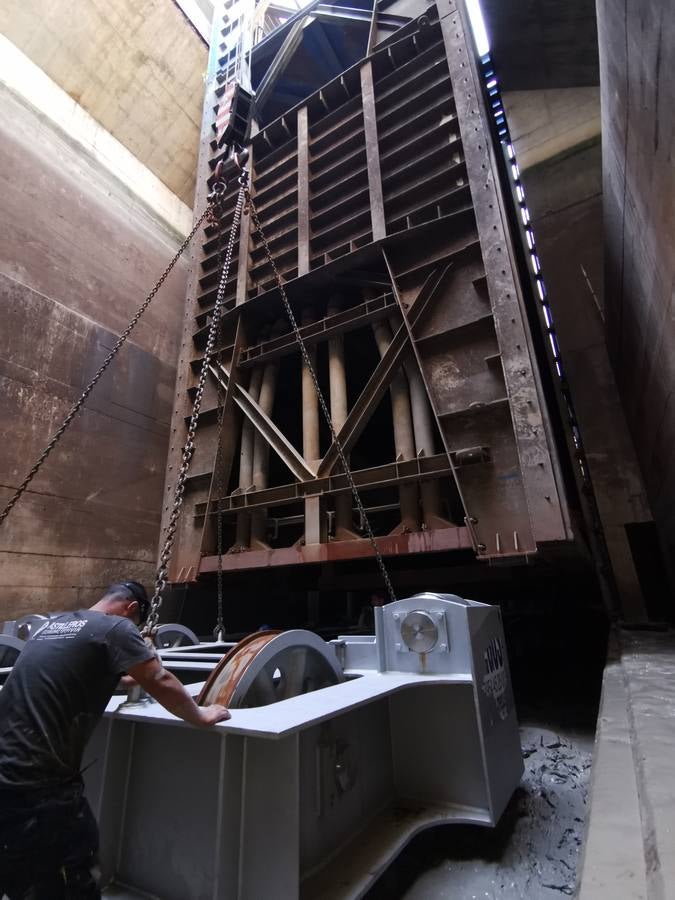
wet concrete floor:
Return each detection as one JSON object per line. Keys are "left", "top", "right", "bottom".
{"left": 365, "top": 722, "right": 593, "bottom": 899}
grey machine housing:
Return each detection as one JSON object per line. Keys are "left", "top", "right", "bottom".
{"left": 84, "top": 592, "right": 523, "bottom": 899}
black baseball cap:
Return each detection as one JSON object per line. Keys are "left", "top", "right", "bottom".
{"left": 110, "top": 581, "right": 150, "bottom": 623}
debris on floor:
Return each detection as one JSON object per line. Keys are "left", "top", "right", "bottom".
{"left": 366, "top": 724, "right": 593, "bottom": 899}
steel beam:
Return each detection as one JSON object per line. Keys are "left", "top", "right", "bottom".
{"left": 250, "top": 353, "right": 280, "bottom": 546}
{"left": 208, "top": 364, "right": 315, "bottom": 483}
{"left": 372, "top": 317, "right": 419, "bottom": 532}
{"left": 360, "top": 61, "right": 386, "bottom": 241}
{"left": 328, "top": 296, "right": 357, "bottom": 538}
{"left": 297, "top": 107, "right": 311, "bottom": 276}
{"left": 199, "top": 319, "right": 247, "bottom": 563}
{"left": 317, "top": 319, "right": 411, "bottom": 476}
{"left": 200, "top": 523, "right": 473, "bottom": 573}
{"left": 234, "top": 365, "right": 264, "bottom": 549}
{"left": 438, "top": 0, "right": 568, "bottom": 547}
{"left": 238, "top": 292, "right": 397, "bottom": 367}
{"left": 254, "top": 16, "right": 310, "bottom": 114}
{"left": 197, "top": 453, "right": 453, "bottom": 517}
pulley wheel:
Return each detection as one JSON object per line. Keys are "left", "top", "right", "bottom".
{"left": 0, "top": 634, "right": 25, "bottom": 668}
{"left": 198, "top": 630, "right": 344, "bottom": 709}
{"left": 153, "top": 623, "right": 199, "bottom": 649}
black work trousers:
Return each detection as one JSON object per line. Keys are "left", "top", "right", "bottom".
{"left": 0, "top": 781, "right": 100, "bottom": 899}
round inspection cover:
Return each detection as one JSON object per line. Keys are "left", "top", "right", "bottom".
{"left": 198, "top": 630, "right": 343, "bottom": 709}
{"left": 153, "top": 623, "right": 199, "bottom": 649}
{"left": 400, "top": 610, "right": 439, "bottom": 654}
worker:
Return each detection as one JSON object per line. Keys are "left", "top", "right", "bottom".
{"left": 0, "top": 580, "right": 230, "bottom": 899}
{"left": 357, "top": 590, "right": 386, "bottom": 630}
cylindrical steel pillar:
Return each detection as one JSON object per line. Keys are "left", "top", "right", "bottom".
{"left": 301, "top": 308, "right": 320, "bottom": 465}
{"left": 328, "top": 298, "right": 356, "bottom": 538}
{"left": 372, "top": 319, "right": 419, "bottom": 532}
{"left": 389, "top": 317, "right": 445, "bottom": 527}
{"left": 234, "top": 366, "right": 263, "bottom": 549}
{"left": 250, "top": 323, "right": 283, "bottom": 548}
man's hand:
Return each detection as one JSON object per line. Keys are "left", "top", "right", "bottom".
{"left": 197, "top": 704, "right": 231, "bottom": 726}
{"left": 128, "top": 657, "right": 230, "bottom": 727}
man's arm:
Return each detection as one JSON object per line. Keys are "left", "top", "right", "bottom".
{"left": 127, "top": 656, "right": 230, "bottom": 726}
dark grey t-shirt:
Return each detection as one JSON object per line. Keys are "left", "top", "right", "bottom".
{"left": 0, "top": 609, "right": 154, "bottom": 790}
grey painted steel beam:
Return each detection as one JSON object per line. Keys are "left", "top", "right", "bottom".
{"left": 360, "top": 60, "right": 387, "bottom": 241}
{"left": 297, "top": 107, "right": 311, "bottom": 275}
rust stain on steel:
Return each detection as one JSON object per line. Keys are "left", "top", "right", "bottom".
{"left": 198, "top": 631, "right": 282, "bottom": 706}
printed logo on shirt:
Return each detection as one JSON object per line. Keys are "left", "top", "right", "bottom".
{"left": 35, "top": 620, "right": 87, "bottom": 640}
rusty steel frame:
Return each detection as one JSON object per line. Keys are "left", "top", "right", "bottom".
{"left": 208, "top": 362, "right": 316, "bottom": 482}
{"left": 200, "top": 524, "right": 473, "bottom": 573}
{"left": 159, "top": 0, "right": 581, "bottom": 584}
{"left": 196, "top": 452, "right": 455, "bottom": 516}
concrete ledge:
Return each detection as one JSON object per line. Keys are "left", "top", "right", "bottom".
{"left": 578, "top": 635, "right": 647, "bottom": 899}
{"left": 0, "top": 34, "right": 193, "bottom": 236}
{"left": 579, "top": 630, "right": 675, "bottom": 899}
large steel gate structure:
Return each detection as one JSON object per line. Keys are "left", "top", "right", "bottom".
{"left": 160, "top": 0, "right": 585, "bottom": 597}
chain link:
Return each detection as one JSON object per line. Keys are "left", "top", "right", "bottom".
{"left": 245, "top": 186, "right": 397, "bottom": 605}
{"left": 144, "top": 178, "right": 246, "bottom": 636}
{"left": 1, "top": 158, "right": 396, "bottom": 630}
{"left": 213, "top": 383, "right": 226, "bottom": 642}
{"left": 0, "top": 207, "right": 213, "bottom": 530}
{"left": 212, "top": 190, "right": 230, "bottom": 643}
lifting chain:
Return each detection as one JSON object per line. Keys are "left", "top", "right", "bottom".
{"left": 243, "top": 181, "right": 397, "bottom": 605}
{"left": 0, "top": 207, "right": 213, "bottom": 530}
{"left": 213, "top": 379, "right": 227, "bottom": 642}
{"left": 143, "top": 174, "right": 246, "bottom": 637}
{"left": 1, "top": 153, "right": 397, "bottom": 633}
{"left": 211, "top": 186, "right": 230, "bottom": 643}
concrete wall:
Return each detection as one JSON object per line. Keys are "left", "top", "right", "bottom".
{"left": 596, "top": 0, "right": 675, "bottom": 595}
{"left": 0, "top": 0, "right": 207, "bottom": 206}
{"left": 0, "top": 69, "right": 189, "bottom": 618}
{"left": 504, "top": 88, "right": 654, "bottom": 619}
{"left": 503, "top": 86, "right": 600, "bottom": 172}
